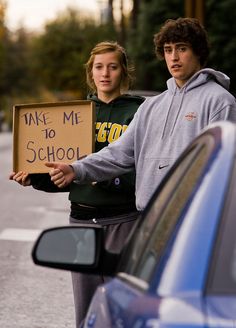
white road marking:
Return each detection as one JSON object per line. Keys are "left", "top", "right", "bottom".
{"left": 0, "top": 228, "right": 42, "bottom": 242}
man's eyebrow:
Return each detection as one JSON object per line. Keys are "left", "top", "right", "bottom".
{"left": 175, "top": 42, "right": 189, "bottom": 46}
{"left": 164, "top": 42, "right": 189, "bottom": 47}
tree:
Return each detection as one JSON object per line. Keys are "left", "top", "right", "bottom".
{"left": 108, "top": 0, "right": 114, "bottom": 24}
{"left": 130, "top": 0, "right": 141, "bottom": 30}
{"left": 31, "top": 8, "right": 117, "bottom": 99}
{"left": 127, "top": 0, "right": 184, "bottom": 92}
{"left": 0, "top": 0, "right": 8, "bottom": 93}
{"left": 206, "top": 0, "right": 236, "bottom": 95}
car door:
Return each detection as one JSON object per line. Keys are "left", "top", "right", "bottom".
{"left": 84, "top": 122, "right": 236, "bottom": 328}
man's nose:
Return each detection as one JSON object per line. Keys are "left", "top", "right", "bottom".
{"left": 171, "top": 49, "right": 179, "bottom": 60}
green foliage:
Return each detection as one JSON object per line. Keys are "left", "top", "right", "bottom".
{"left": 205, "top": 0, "right": 236, "bottom": 95}
{"left": 127, "top": 0, "right": 184, "bottom": 92}
{"left": 3, "top": 29, "right": 35, "bottom": 94}
{"left": 31, "top": 9, "right": 117, "bottom": 99}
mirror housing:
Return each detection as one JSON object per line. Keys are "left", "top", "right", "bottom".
{"left": 32, "top": 225, "right": 120, "bottom": 276}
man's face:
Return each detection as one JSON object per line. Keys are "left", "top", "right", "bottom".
{"left": 164, "top": 42, "right": 201, "bottom": 88}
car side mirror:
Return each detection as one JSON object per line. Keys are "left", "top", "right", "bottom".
{"left": 32, "top": 225, "right": 120, "bottom": 275}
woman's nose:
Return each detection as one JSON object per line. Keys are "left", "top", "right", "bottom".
{"left": 102, "top": 67, "right": 109, "bottom": 76}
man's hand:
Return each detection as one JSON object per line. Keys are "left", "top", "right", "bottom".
{"left": 9, "top": 171, "right": 31, "bottom": 186}
{"left": 45, "top": 162, "right": 76, "bottom": 188}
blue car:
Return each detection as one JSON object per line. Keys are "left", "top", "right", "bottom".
{"left": 32, "top": 121, "right": 236, "bottom": 327}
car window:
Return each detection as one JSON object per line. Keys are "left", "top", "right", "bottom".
{"left": 120, "top": 132, "right": 219, "bottom": 285}
{"left": 207, "top": 160, "right": 236, "bottom": 294}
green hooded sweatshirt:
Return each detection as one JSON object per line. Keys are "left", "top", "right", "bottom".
{"left": 69, "top": 93, "right": 144, "bottom": 211}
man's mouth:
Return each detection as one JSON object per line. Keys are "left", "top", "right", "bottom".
{"left": 171, "top": 64, "right": 181, "bottom": 69}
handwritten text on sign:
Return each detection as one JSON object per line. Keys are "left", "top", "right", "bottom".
{"left": 13, "top": 101, "right": 94, "bottom": 173}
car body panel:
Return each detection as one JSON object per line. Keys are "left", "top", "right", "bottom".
{"left": 85, "top": 277, "right": 207, "bottom": 328}
{"left": 205, "top": 296, "right": 236, "bottom": 327}
{"left": 84, "top": 122, "right": 236, "bottom": 327}
{"left": 155, "top": 147, "right": 233, "bottom": 295}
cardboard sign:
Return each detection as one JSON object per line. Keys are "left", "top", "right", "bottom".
{"left": 13, "top": 100, "right": 95, "bottom": 173}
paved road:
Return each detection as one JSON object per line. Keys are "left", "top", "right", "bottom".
{"left": 0, "top": 132, "right": 75, "bottom": 328}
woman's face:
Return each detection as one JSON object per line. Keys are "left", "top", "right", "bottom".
{"left": 92, "top": 51, "right": 123, "bottom": 102}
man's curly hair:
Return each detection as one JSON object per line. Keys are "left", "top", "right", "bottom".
{"left": 154, "top": 17, "right": 210, "bottom": 67}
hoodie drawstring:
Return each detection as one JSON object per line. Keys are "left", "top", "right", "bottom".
{"left": 170, "top": 86, "right": 186, "bottom": 135}
{"left": 161, "top": 86, "right": 186, "bottom": 138}
{"left": 161, "top": 87, "right": 176, "bottom": 139}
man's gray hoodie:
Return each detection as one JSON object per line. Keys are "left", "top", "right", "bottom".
{"left": 71, "top": 68, "right": 236, "bottom": 211}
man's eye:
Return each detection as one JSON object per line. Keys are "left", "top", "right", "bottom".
{"left": 164, "top": 49, "right": 172, "bottom": 54}
{"left": 178, "top": 47, "right": 187, "bottom": 52}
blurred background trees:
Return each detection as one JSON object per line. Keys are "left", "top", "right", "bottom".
{"left": 1, "top": 0, "right": 236, "bottom": 129}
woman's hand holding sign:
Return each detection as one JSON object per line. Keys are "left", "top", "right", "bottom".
{"left": 9, "top": 171, "right": 31, "bottom": 186}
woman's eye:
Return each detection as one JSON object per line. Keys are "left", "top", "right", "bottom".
{"left": 110, "top": 65, "right": 117, "bottom": 70}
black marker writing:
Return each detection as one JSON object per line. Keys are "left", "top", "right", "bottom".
{"left": 21, "top": 111, "right": 52, "bottom": 126}
{"left": 26, "top": 141, "right": 80, "bottom": 163}
{"left": 63, "top": 111, "right": 83, "bottom": 125}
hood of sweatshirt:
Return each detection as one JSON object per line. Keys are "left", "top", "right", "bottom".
{"left": 87, "top": 93, "right": 145, "bottom": 106}
{"left": 167, "top": 68, "right": 230, "bottom": 94}
{"left": 160, "top": 68, "right": 231, "bottom": 138}
{"left": 87, "top": 93, "right": 145, "bottom": 150}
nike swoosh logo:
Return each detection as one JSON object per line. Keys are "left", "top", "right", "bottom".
{"left": 159, "top": 164, "right": 169, "bottom": 169}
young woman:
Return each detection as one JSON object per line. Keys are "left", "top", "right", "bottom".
{"left": 10, "top": 41, "right": 144, "bottom": 327}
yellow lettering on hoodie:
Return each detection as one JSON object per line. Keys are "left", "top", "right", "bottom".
{"left": 96, "top": 122, "right": 128, "bottom": 143}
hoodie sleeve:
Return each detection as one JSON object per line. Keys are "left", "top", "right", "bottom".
{"left": 31, "top": 173, "right": 70, "bottom": 193}
{"left": 210, "top": 96, "right": 236, "bottom": 123}
{"left": 71, "top": 110, "right": 138, "bottom": 183}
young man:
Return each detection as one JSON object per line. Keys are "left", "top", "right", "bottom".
{"left": 27, "top": 18, "right": 236, "bottom": 212}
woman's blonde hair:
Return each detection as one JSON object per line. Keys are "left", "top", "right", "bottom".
{"left": 85, "top": 41, "right": 134, "bottom": 93}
